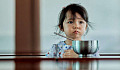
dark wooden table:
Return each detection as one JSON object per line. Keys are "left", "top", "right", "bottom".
{"left": 0, "top": 55, "right": 120, "bottom": 70}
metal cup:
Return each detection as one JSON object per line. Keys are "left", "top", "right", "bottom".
{"left": 72, "top": 40, "right": 99, "bottom": 55}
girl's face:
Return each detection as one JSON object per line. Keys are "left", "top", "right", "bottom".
{"left": 62, "top": 11, "right": 87, "bottom": 40}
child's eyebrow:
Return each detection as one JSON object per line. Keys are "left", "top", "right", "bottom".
{"left": 67, "top": 18, "right": 84, "bottom": 20}
{"left": 78, "top": 17, "right": 83, "bottom": 19}
{"left": 67, "top": 18, "right": 73, "bottom": 20}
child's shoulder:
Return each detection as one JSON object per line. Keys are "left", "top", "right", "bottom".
{"left": 51, "top": 41, "right": 66, "bottom": 48}
{"left": 57, "top": 41, "right": 66, "bottom": 46}
{"left": 52, "top": 41, "right": 72, "bottom": 50}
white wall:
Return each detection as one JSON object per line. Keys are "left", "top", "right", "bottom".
{"left": 0, "top": 0, "right": 15, "bottom": 53}
{"left": 40, "top": 0, "right": 120, "bottom": 53}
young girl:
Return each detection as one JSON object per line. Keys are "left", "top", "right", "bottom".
{"left": 46, "top": 4, "right": 99, "bottom": 58}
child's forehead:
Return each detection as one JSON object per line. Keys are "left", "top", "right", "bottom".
{"left": 65, "top": 11, "right": 83, "bottom": 19}
{"left": 66, "top": 11, "right": 74, "bottom": 17}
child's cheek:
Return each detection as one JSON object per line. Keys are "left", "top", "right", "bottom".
{"left": 82, "top": 28, "right": 86, "bottom": 33}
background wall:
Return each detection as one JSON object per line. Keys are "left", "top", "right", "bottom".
{"left": 0, "top": 0, "right": 15, "bottom": 54}
{"left": 40, "top": 0, "right": 120, "bottom": 53}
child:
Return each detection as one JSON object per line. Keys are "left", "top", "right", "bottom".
{"left": 46, "top": 4, "right": 99, "bottom": 58}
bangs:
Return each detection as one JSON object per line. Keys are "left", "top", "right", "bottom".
{"left": 65, "top": 10, "right": 76, "bottom": 20}
{"left": 65, "top": 8, "right": 88, "bottom": 22}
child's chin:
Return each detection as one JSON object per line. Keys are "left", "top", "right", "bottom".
{"left": 72, "top": 37, "right": 81, "bottom": 40}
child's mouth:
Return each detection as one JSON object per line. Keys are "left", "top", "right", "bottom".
{"left": 73, "top": 31, "right": 79, "bottom": 34}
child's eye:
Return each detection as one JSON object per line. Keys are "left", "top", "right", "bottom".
{"left": 79, "top": 21, "right": 84, "bottom": 24}
{"left": 68, "top": 21, "right": 73, "bottom": 24}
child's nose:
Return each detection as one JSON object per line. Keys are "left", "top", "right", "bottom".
{"left": 73, "top": 22, "right": 80, "bottom": 29}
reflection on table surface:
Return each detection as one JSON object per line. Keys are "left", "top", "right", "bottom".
{"left": 0, "top": 57, "right": 120, "bottom": 70}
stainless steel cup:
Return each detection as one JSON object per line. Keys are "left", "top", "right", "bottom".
{"left": 72, "top": 40, "right": 99, "bottom": 55}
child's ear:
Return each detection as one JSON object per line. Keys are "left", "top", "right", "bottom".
{"left": 85, "top": 24, "right": 88, "bottom": 30}
{"left": 59, "top": 25, "right": 64, "bottom": 32}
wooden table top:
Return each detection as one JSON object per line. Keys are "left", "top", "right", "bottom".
{"left": 0, "top": 55, "right": 120, "bottom": 70}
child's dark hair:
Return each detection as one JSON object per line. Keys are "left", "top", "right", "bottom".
{"left": 57, "top": 3, "right": 93, "bottom": 35}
